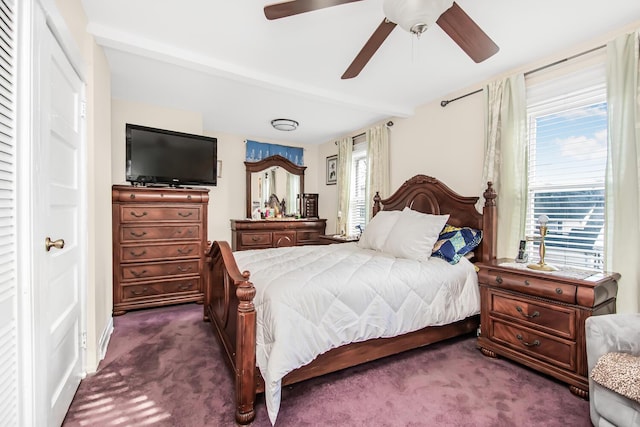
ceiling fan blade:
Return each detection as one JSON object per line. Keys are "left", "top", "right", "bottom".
{"left": 436, "top": 2, "right": 499, "bottom": 63}
{"left": 342, "top": 19, "right": 397, "bottom": 79}
{"left": 264, "top": 0, "right": 363, "bottom": 20}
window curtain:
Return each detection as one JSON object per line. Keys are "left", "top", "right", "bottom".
{"left": 480, "top": 74, "right": 527, "bottom": 259}
{"left": 605, "top": 30, "right": 640, "bottom": 313}
{"left": 336, "top": 137, "right": 352, "bottom": 235}
{"left": 365, "top": 124, "right": 390, "bottom": 222}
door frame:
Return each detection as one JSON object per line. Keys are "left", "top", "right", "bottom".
{"left": 16, "top": 0, "right": 88, "bottom": 424}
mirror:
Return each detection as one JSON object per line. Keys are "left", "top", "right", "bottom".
{"left": 245, "top": 155, "right": 306, "bottom": 219}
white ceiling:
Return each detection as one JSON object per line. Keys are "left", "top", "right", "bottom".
{"left": 80, "top": 0, "right": 640, "bottom": 145}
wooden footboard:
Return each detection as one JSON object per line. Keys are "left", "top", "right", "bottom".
{"left": 203, "top": 241, "right": 257, "bottom": 424}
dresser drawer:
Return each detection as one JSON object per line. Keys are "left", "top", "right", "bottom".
{"left": 274, "top": 231, "right": 296, "bottom": 247}
{"left": 121, "top": 224, "right": 200, "bottom": 242}
{"left": 296, "top": 230, "right": 321, "bottom": 244}
{"left": 121, "top": 260, "right": 200, "bottom": 280}
{"left": 121, "top": 277, "right": 200, "bottom": 302}
{"left": 120, "top": 242, "right": 201, "bottom": 262}
{"left": 490, "top": 292, "right": 576, "bottom": 339}
{"left": 491, "top": 319, "right": 576, "bottom": 371}
{"left": 482, "top": 270, "right": 577, "bottom": 304}
{"left": 240, "top": 232, "right": 272, "bottom": 247}
{"left": 120, "top": 206, "right": 201, "bottom": 222}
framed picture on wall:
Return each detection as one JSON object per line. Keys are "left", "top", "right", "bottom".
{"left": 326, "top": 155, "right": 337, "bottom": 185}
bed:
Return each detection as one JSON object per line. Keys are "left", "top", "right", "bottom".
{"left": 204, "top": 175, "right": 497, "bottom": 424}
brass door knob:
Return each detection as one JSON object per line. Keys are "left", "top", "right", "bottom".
{"left": 45, "top": 237, "right": 65, "bottom": 252}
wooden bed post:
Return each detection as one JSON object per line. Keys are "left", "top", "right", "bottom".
{"left": 482, "top": 181, "right": 497, "bottom": 262}
{"left": 372, "top": 192, "right": 382, "bottom": 217}
{"left": 235, "top": 278, "right": 257, "bottom": 424}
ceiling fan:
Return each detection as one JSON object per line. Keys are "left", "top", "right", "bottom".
{"left": 264, "top": 0, "right": 499, "bottom": 79}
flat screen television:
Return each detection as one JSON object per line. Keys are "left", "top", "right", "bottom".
{"left": 126, "top": 123, "right": 217, "bottom": 187}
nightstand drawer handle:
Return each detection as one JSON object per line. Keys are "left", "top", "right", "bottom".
{"left": 130, "top": 287, "right": 148, "bottom": 296}
{"left": 495, "top": 276, "right": 503, "bottom": 285}
{"left": 177, "top": 265, "right": 193, "bottom": 272}
{"left": 130, "top": 230, "right": 147, "bottom": 238}
{"left": 555, "top": 288, "right": 563, "bottom": 295}
{"left": 178, "top": 283, "right": 193, "bottom": 290}
{"left": 251, "top": 236, "right": 260, "bottom": 242}
{"left": 177, "top": 247, "right": 193, "bottom": 255}
{"left": 516, "top": 334, "right": 541, "bottom": 347}
{"left": 516, "top": 306, "right": 540, "bottom": 319}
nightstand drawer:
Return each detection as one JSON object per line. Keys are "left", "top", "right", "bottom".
{"left": 490, "top": 292, "right": 576, "bottom": 339}
{"left": 482, "top": 270, "right": 577, "bottom": 304}
{"left": 491, "top": 319, "right": 576, "bottom": 371}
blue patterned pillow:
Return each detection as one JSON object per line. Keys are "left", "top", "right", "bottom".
{"left": 431, "top": 225, "right": 483, "bottom": 264}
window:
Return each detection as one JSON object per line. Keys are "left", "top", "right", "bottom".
{"left": 525, "top": 59, "right": 607, "bottom": 270}
{"left": 347, "top": 135, "right": 367, "bottom": 236}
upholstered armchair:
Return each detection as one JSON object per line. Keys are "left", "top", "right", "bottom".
{"left": 585, "top": 313, "right": 640, "bottom": 427}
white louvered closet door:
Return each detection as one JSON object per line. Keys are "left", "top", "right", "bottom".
{"left": 0, "top": 0, "right": 18, "bottom": 425}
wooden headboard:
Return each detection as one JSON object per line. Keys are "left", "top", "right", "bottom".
{"left": 372, "top": 175, "right": 497, "bottom": 262}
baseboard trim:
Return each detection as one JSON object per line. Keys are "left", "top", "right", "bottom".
{"left": 98, "top": 317, "right": 114, "bottom": 363}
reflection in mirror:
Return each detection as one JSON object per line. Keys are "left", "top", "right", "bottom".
{"left": 250, "top": 167, "right": 300, "bottom": 216}
{"left": 245, "top": 155, "right": 306, "bottom": 219}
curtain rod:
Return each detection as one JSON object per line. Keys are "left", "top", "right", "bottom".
{"left": 440, "top": 44, "right": 607, "bottom": 108}
{"left": 335, "top": 120, "right": 394, "bottom": 144}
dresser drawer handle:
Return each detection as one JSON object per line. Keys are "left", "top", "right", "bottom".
{"left": 130, "top": 231, "right": 147, "bottom": 238}
{"left": 177, "top": 265, "right": 193, "bottom": 272}
{"left": 129, "top": 249, "right": 147, "bottom": 257}
{"left": 555, "top": 288, "right": 563, "bottom": 295}
{"left": 516, "top": 306, "right": 540, "bottom": 319}
{"left": 516, "top": 334, "right": 541, "bottom": 347}
{"left": 130, "top": 269, "right": 148, "bottom": 278}
{"left": 495, "top": 276, "right": 503, "bottom": 285}
{"left": 524, "top": 280, "right": 530, "bottom": 286}
{"left": 130, "top": 287, "right": 148, "bottom": 296}
{"left": 178, "top": 212, "right": 193, "bottom": 218}
{"left": 177, "top": 248, "right": 193, "bottom": 255}
{"left": 251, "top": 236, "right": 260, "bottom": 242}
{"left": 178, "top": 283, "right": 193, "bottom": 291}
{"left": 130, "top": 211, "right": 147, "bottom": 218}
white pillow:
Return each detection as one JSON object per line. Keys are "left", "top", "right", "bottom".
{"left": 381, "top": 207, "right": 450, "bottom": 261}
{"left": 357, "top": 210, "right": 401, "bottom": 251}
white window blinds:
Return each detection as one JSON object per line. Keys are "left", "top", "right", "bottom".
{"left": 347, "top": 135, "right": 367, "bottom": 236}
{"left": 0, "top": 0, "right": 17, "bottom": 423}
{"left": 525, "top": 54, "right": 607, "bottom": 270}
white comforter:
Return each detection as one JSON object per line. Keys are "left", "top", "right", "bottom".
{"left": 234, "top": 242, "right": 480, "bottom": 424}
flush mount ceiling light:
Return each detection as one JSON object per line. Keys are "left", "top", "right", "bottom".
{"left": 271, "top": 118, "right": 299, "bottom": 131}
{"left": 383, "top": 0, "right": 454, "bottom": 35}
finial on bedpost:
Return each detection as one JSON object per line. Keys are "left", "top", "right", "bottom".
{"left": 482, "top": 181, "right": 497, "bottom": 262}
{"left": 372, "top": 192, "right": 382, "bottom": 217}
{"left": 483, "top": 182, "right": 496, "bottom": 207}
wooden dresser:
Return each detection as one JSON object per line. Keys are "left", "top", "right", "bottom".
{"left": 477, "top": 259, "right": 619, "bottom": 398}
{"left": 230, "top": 219, "right": 326, "bottom": 251}
{"left": 112, "top": 185, "right": 209, "bottom": 315}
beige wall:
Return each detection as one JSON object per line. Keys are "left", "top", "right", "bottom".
{"left": 54, "top": 0, "right": 113, "bottom": 371}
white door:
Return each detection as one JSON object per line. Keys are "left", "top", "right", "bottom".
{"left": 33, "top": 21, "right": 86, "bottom": 426}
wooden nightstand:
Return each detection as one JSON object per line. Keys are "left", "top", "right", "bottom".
{"left": 318, "top": 234, "right": 360, "bottom": 244}
{"left": 476, "top": 259, "right": 619, "bottom": 398}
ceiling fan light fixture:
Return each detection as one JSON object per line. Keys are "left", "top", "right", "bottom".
{"left": 271, "top": 118, "right": 299, "bottom": 131}
{"left": 383, "top": 0, "right": 454, "bottom": 35}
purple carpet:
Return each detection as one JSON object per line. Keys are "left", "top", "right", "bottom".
{"left": 63, "top": 303, "right": 591, "bottom": 426}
